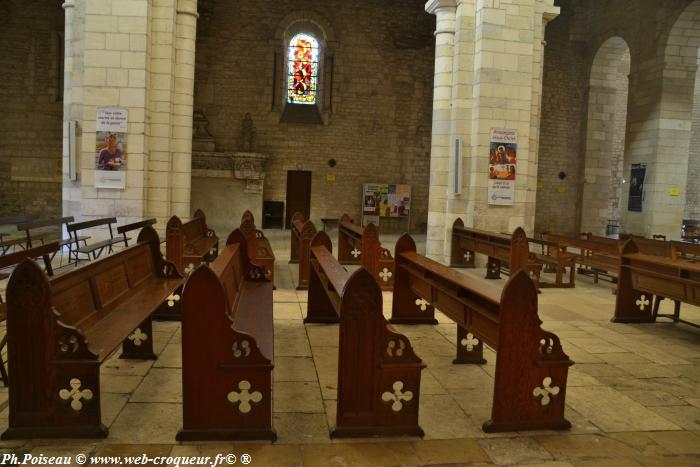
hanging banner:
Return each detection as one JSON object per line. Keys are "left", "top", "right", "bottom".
{"left": 627, "top": 163, "right": 646, "bottom": 212}
{"left": 487, "top": 128, "right": 517, "bottom": 206}
{"left": 95, "top": 107, "right": 128, "bottom": 189}
{"left": 362, "top": 183, "right": 411, "bottom": 226}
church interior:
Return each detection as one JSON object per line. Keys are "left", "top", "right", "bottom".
{"left": 1, "top": 0, "right": 700, "bottom": 465}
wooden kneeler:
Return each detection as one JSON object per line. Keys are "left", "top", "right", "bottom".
{"left": 305, "top": 231, "right": 424, "bottom": 437}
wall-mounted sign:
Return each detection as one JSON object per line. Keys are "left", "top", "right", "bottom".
{"left": 628, "top": 163, "right": 646, "bottom": 212}
{"left": 488, "top": 128, "right": 517, "bottom": 206}
{"left": 95, "top": 107, "right": 128, "bottom": 189}
{"left": 362, "top": 183, "right": 412, "bottom": 227}
{"left": 669, "top": 187, "right": 680, "bottom": 197}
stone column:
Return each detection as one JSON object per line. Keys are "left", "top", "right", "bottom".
{"left": 425, "top": 0, "right": 457, "bottom": 261}
{"left": 170, "top": 0, "right": 199, "bottom": 219}
{"left": 61, "top": 0, "right": 81, "bottom": 220}
{"left": 465, "top": 0, "right": 558, "bottom": 235}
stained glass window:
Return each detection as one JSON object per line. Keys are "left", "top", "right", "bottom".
{"left": 287, "top": 33, "right": 319, "bottom": 105}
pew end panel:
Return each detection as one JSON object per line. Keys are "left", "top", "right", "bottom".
{"left": 389, "top": 234, "right": 437, "bottom": 325}
{"left": 239, "top": 211, "right": 275, "bottom": 288}
{"left": 178, "top": 263, "right": 275, "bottom": 442}
{"left": 484, "top": 270, "right": 573, "bottom": 433}
{"left": 295, "top": 220, "right": 317, "bottom": 290}
{"left": 331, "top": 268, "right": 424, "bottom": 438}
{"left": 338, "top": 214, "right": 361, "bottom": 265}
{"left": 361, "top": 223, "right": 395, "bottom": 291}
{"left": 142, "top": 225, "right": 185, "bottom": 322}
{"left": 289, "top": 211, "right": 306, "bottom": 264}
{"left": 613, "top": 240, "right": 655, "bottom": 323}
{"left": 450, "top": 218, "right": 475, "bottom": 268}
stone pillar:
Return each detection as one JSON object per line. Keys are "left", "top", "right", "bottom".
{"left": 425, "top": 0, "right": 457, "bottom": 261}
{"left": 170, "top": 0, "right": 198, "bottom": 219}
{"left": 465, "top": 0, "right": 558, "bottom": 235}
{"left": 61, "top": 0, "right": 81, "bottom": 220}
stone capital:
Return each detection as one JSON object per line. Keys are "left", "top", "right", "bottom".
{"left": 61, "top": 0, "right": 74, "bottom": 9}
{"left": 177, "top": 0, "right": 199, "bottom": 19}
{"left": 425, "top": 0, "right": 457, "bottom": 16}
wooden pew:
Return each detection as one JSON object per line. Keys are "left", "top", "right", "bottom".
{"left": 614, "top": 239, "right": 700, "bottom": 327}
{"left": 67, "top": 217, "right": 124, "bottom": 265}
{"left": 545, "top": 232, "right": 620, "bottom": 284}
{"left": 289, "top": 211, "right": 317, "bottom": 290}
{"left": 0, "top": 242, "right": 61, "bottom": 387}
{"left": 0, "top": 215, "right": 38, "bottom": 254}
{"left": 392, "top": 233, "right": 573, "bottom": 432}
{"left": 449, "top": 219, "right": 542, "bottom": 288}
{"left": 673, "top": 240, "right": 700, "bottom": 262}
{"left": 178, "top": 229, "right": 275, "bottom": 441}
{"left": 2, "top": 227, "right": 183, "bottom": 439}
{"left": 336, "top": 214, "right": 396, "bottom": 291}
{"left": 117, "top": 218, "right": 157, "bottom": 247}
{"left": 305, "top": 232, "right": 424, "bottom": 437}
{"left": 239, "top": 211, "right": 276, "bottom": 288}
{"left": 166, "top": 208, "right": 219, "bottom": 276}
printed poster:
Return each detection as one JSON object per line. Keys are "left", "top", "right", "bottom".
{"left": 488, "top": 128, "right": 517, "bottom": 206}
{"left": 628, "top": 163, "right": 646, "bottom": 212}
{"left": 95, "top": 107, "right": 128, "bottom": 189}
{"left": 362, "top": 183, "right": 411, "bottom": 226}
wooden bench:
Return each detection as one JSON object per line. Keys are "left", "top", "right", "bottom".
{"left": 289, "top": 211, "right": 317, "bottom": 290}
{"left": 239, "top": 210, "right": 275, "bottom": 288}
{"left": 17, "top": 216, "right": 89, "bottom": 266}
{"left": 392, "top": 233, "right": 573, "bottom": 432}
{"left": 166, "top": 209, "right": 219, "bottom": 276}
{"left": 306, "top": 231, "right": 424, "bottom": 437}
{"left": 67, "top": 217, "right": 124, "bottom": 266}
{"left": 337, "top": 214, "right": 396, "bottom": 291}
{"left": 0, "top": 242, "right": 61, "bottom": 387}
{"left": 117, "top": 218, "right": 156, "bottom": 247}
{"left": 673, "top": 240, "right": 700, "bottom": 262}
{"left": 449, "top": 219, "right": 543, "bottom": 289}
{"left": 545, "top": 233, "right": 620, "bottom": 284}
{"left": 2, "top": 227, "right": 183, "bottom": 439}
{"left": 614, "top": 239, "right": 700, "bottom": 327}
{"left": 0, "top": 215, "right": 38, "bottom": 255}
{"left": 178, "top": 229, "right": 275, "bottom": 441}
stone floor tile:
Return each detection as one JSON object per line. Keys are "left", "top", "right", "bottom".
{"left": 605, "top": 432, "right": 671, "bottom": 456}
{"left": 647, "top": 405, "right": 700, "bottom": 430}
{"left": 274, "top": 302, "right": 304, "bottom": 320}
{"left": 618, "top": 389, "right": 686, "bottom": 407}
{"left": 419, "top": 394, "right": 483, "bottom": 439}
{"left": 575, "top": 363, "right": 631, "bottom": 377}
{"left": 426, "top": 363, "right": 493, "bottom": 391}
{"left": 478, "top": 437, "right": 554, "bottom": 465}
{"left": 687, "top": 398, "right": 700, "bottom": 409}
{"left": 275, "top": 338, "right": 312, "bottom": 357}
{"left": 107, "top": 403, "right": 181, "bottom": 444}
{"left": 535, "top": 434, "right": 641, "bottom": 459}
{"left": 571, "top": 459, "right": 642, "bottom": 467}
{"left": 153, "top": 343, "right": 181, "bottom": 368}
{"left": 566, "top": 369, "right": 603, "bottom": 387}
{"left": 274, "top": 290, "right": 301, "bottom": 303}
{"left": 101, "top": 355, "right": 156, "bottom": 376}
{"left": 595, "top": 353, "right": 652, "bottom": 365}
{"left": 634, "top": 455, "right": 700, "bottom": 466}
{"left": 301, "top": 442, "right": 419, "bottom": 467}
{"left": 565, "top": 386, "right": 680, "bottom": 432}
{"left": 566, "top": 337, "right": 628, "bottom": 354}
{"left": 101, "top": 374, "right": 145, "bottom": 394}
{"left": 274, "top": 381, "right": 325, "bottom": 413}
{"left": 273, "top": 356, "right": 318, "bottom": 382}
{"left": 275, "top": 320, "right": 307, "bottom": 339}
{"left": 615, "top": 363, "right": 683, "bottom": 378}
{"left": 647, "top": 430, "right": 700, "bottom": 454}
{"left": 305, "top": 324, "right": 339, "bottom": 348}
{"left": 420, "top": 369, "right": 448, "bottom": 395}
{"left": 273, "top": 413, "right": 330, "bottom": 444}
{"left": 102, "top": 392, "right": 130, "bottom": 427}
{"left": 130, "top": 368, "right": 182, "bottom": 403}
{"left": 413, "top": 438, "right": 489, "bottom": 464}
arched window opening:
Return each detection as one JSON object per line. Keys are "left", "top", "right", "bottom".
{"left": 287, "top": 33, "right": 319, "bottom": 105}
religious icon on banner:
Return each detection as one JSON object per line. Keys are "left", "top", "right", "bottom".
{"left": 488, "top": 128, "right": 517, "bottom": 205}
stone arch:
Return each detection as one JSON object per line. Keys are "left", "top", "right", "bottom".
{"left": 580, "top": 36, "right": 631, "bottom": 235}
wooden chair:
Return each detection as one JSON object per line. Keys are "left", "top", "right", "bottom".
{"left": 117, "top": 218, "right": 157, "bottom": 247}
{"left": 17, "top": 216, "right": 89, "bottom": 267}
{"left": 66, "top": 217, "right": 123, "bottom": 265}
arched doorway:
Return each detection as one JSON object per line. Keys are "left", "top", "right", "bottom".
{"left": 580, "top": 37, "right": 630, "bottom": 235}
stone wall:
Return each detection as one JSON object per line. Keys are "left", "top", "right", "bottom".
{"left": 0, "top": 0, "right": 64, "bottom": 218}
{"left": 536, "top": 0, "right": 697, "bottom": 237}
{"left": 193, "top": 0, "right": 435, "bottom": 231}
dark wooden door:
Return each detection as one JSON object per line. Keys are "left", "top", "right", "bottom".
{"left": 285, "top": 171, "right": 312, "bottom": 228}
